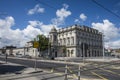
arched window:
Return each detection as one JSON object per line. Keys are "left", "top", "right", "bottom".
{"left": 68, "top": 50, "right": 70, "bottom": 57}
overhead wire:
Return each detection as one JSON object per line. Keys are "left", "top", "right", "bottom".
{"left": 35, "top": 0, "right": 120, "bottom": 27}
{"left": 35, "top": 0, "right": 57, "bottom": 10}
{"left": 92, "top": 0, "right": 120, "bottom": 19}
{"left": 35, "top": 0, "right": 77, "bottom": 19}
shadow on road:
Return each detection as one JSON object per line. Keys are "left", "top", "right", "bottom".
{"left": 0, "top": 63, "right": 26, "bottom": 74}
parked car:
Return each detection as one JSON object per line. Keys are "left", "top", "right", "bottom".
{"left": 0, "top": 53, "right": 5, "bottom": 56}
{"left": 22, "top": 55, "right": 32, "bottom": 59}
{"left": 9, "top": 54, "right": 14, "bottom": 57}
{"left": 16, "top": 54, "right": 23, "bottom": 58}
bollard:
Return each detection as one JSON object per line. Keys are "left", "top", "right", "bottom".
{"left": 64, "top": 65, "right": 68, "bottom": 80}
{"left": 78, "top": 65, "right": 81, "bottom": 80}
{"left": 51, "top": 67, "right": 54, "bottom": 72}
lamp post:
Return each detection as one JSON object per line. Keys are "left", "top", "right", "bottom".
{"left": 0, "top": 37, "right": 1, "bottom": 54}
{"left": 83, "top": 43, "right": 85, "bottom": 64}
{"left": 102, "top": 33, "right": 105, "bottom": 60}
{"left": 47, "top": 35, "right": 50, "bottom": 57}
{"left": 0, "top": 37, "right": 2, "bottom": 49}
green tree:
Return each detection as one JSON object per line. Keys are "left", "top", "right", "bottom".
{"left": 34, "top": 34, "right": 49, "bottom": 57}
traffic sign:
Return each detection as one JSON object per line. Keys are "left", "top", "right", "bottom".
{"left": 33, "top": 41, "right": 39, "bottom": 48}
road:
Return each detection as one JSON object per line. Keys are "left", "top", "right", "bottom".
{"left": 0, "top": 56, "right": 120, "bottom": 80}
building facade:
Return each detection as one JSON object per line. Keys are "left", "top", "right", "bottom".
{"left": 0, "top": 42, "right": 39, "bottom": 57}
{"left": 49, "top": 25, "right": 103, "bottom": 57}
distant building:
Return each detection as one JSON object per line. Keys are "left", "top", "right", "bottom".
{"left": 0, "top": 46, "right": 16, "bottom": 55}
{"left": 111, "top": 49, "right": 120, "bottom": 58}
{"left": 0, "top": 42, "right": 39, "bottom": 57}
{"left": 49, "top": 25, "right": 103, "bottom": 57}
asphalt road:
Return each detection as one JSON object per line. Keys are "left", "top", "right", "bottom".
{"left": 0, "top": 56, "right": 74, "bottom": 71}
{"left": 0, "top": 56, "right": 120, "bottom": 80}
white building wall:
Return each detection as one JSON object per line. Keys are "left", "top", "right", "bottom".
{"left": 49, "top": 25, "right": 103, "bottom": 57}
{"left": 12, "top": 48, "right": 24, "bottom": 56}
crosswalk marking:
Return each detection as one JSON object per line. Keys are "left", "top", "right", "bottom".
{"left": 83, "top": 68, "right": 87, "bottom": 70}
{"left": 100, "top": 68, "right": 120, "bottom": 76}
{"left": 67, "top": 67, "right": 78, "bottom": 79}
{"left": 110, "top": 65, "right": 120, "bottom": 69}
{"left": 91, "top": 71, "right": 108, "bottom": 80}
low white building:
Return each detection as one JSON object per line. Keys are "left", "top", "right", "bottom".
{"left": 0, "top": 42, "right": 39, "bottom": 57}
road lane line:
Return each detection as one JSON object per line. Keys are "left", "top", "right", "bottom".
{"left": 83, "top": 68, "right": 87, "bottom": 70}
{"left": 91, "top": 71, "right": 108, "bottom": 80}
{"left": 94, "top": 63, "right": 98, "bottom": 65}
{"left": 67, "top": 67, "right": 78, "bottom": 79}
{"left": 100, "top": 68, "right": 120, "bottom": 76}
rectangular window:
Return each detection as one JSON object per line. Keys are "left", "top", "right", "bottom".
{"left": 60, "top": 39, "right": 62, "bottom": 45}
{"left": 63, "top": 38, "right": 66, "bottom": 45}
{"left": 67, "top": 38, "right": 70, "bottom": 45}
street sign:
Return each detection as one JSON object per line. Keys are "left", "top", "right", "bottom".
{"left": 33, "top": 41, "right": 39, "bottom": 48}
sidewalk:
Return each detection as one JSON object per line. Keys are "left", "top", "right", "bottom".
{"left": 55, "top": 57, "right": 120, "bottom": 63}
{"left": 85, "top": 57, "right": 120, "bottom": 62}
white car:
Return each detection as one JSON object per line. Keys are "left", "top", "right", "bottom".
{"left": 16, "top": 54, "right": 23, "bottom": 58}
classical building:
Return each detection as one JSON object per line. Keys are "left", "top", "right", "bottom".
{"left": 49, "top": 24, "right": 103, "bottom": 57}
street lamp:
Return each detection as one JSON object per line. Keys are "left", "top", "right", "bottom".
{"left": 0, "top": 37, "right": 1, "bottom": 54}
{"left": 47, "top": 35, "right": 50, "bottom": 57}
{"left": 102, "top": 33, "right": 105, "bottom": 60}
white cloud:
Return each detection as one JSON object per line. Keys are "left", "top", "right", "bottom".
{"left": 92, "top": 19, "right": 120, "bottom": 48}
{"left": 51, "top": 4, "right": 71, "bottom": 26}
{"left": 0, "top": 16, "right": 25, "bottom": 47}
{"left": 56, "top": 5, "right": 71, "bottom": 20}
{"left": 28, "top": 20, "right": 43, "bottom": 27}
{"left": 74, "top": 19, "right": 80, "bottom": 23}
{"left": 74, "top": 13, "right": 87, "bottom": 23}
{"left": 22, "top": 24, "right": 42, "bottom": 39}
{"left": 0, "top": 16, "right": 59, "bottom": 48}
{"left": 80, "top": 13, "right": 87, "bottom": 21}
{"left": 108, "top": 40, "right": 120, "bottom": 49}
{"left": 28, "top": 4, "right": 44, "bottom": 15}
{"left": 0, "top": 16, "right": 14, "bottom": 29}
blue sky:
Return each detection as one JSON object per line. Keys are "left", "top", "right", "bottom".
{"left": 0, "top": 0, "right": 120, "bottom": 48}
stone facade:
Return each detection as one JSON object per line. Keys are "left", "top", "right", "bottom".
{"left": 49, "top": 25, "right": 103, "bottom": 57}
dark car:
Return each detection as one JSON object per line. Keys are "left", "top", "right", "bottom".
{"left": 22, "top": 55, "right": 32, "bottom": 59}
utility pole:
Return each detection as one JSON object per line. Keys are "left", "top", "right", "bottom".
{"left": 0, "top": 37, "right": 1, "bottom": 49}
{"left": 78, "top": 64, "right": 81, "bottom": 80}
{"left": 34, "top": 48, "right": 37, "bottom": 71}
{"left": 4, "top": 47, "right": 7, "bottom": 63}
{"left": 38, "top": 37, "right": 41, "bottom": 57}
{"left": 48, "top": 35, "right": 50, "bottom": 57}
{"left": 83, "top": 43, "right": 85, "bottom": 64}
{"left": 102, "top": 33, "right": 105, "bottom": 60}
{"left": 33, "top": 41, "right": 39, "bottom": 71}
